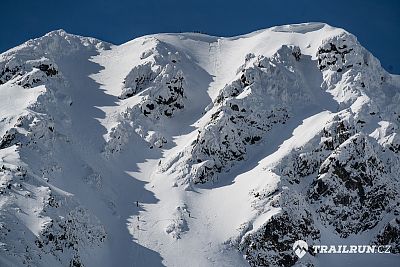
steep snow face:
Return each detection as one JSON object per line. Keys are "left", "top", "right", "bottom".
{"left": 0, "top": 30, "right": 113, "bottom": 267}
{"left": 1, "top": 23, "right": 400, "bottom": 267}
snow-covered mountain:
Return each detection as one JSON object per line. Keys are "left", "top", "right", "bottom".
{"left": 0, "top": 23, "right": 399, "bottom": 267}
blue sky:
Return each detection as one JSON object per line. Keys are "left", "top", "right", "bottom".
{"left": 1, "top": 0, "right": 399, "bottom": 73}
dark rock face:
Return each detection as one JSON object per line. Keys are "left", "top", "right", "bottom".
{"left": 140, "top": 73, "right": 185, "bottom": 118}
{"left": 118, "top": 61, "right": 155, "bottom": 99}
{"left": 240, "top": 211, "right": 320, "bottom": 267}
{"left": 308, "top": 134, "right": 398, "bottom": 237}
{"left": 239, "top": 105, "right": 400, "bottom": 265}
{"left": 317, "top": 43, "right": 354, "bottom": 71}
{"left": 38, "top": 64, "right": 59, "bottom": 77}
{"left": 316, "top": 33, "right": 360, "bottom": 72}
{"left": 118, "top": 41, "right": 186, "bottom": 120}
{"left": 279, "top": 117, "right": 357, "bottom": 184}
{"left": 0, "top": 128, "right": 19, "bottom": 149}
{"left": 0, "top": 60, "right": 60, "bottom": 88}
{"left": 35, "top": 207, "right": 106, "bottom": 265}
{"left": 190, "top": 106, "right": 288, "bottom": 184}
{"left": 0, "top": 65, "right": 21, "bottom": 84}
{"left": 373, "top": 218, "right": 400, "bottom": 253}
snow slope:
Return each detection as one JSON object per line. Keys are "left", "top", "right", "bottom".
{"left": 0, "top": 23, "right": 399, "bottom": 267}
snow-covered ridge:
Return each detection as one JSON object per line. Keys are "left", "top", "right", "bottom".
{"left": 0, "top": 23, "right": 399, "bottom": 267}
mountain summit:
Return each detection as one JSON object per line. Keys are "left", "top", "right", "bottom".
{"left": 0, "top": 23, "right": 399, "bottom": 267}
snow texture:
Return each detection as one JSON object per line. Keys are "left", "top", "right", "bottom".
{"left": 0, "top": 23, "right": 399, "bottom": 267}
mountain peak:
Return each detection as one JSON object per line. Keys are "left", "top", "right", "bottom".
{"left": 0, "top": 24, "right": 399, "bottom": 267}
{"left": 44, "top": 28, "right": 69, "bottom": 37}
{"left": 271, "top": 22, "right": 328, "bottom": 33}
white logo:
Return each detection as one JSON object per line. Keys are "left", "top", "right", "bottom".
{"left": 293, "top": 240, "right": 308, "bottom": 258}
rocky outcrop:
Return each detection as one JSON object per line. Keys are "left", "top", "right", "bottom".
{"left": 36, "top": 207, "right": 106, "bottom": 266}
{"left": 0, "top": 58, "right": 60, "bottom": 87}
{"left": 309, "top": 134, "right": 398, "bottom": 237}
{"left": 162, "top": 45, "right": 316, "bottom": 185}
{"left": 118, "top": 40, "right": 186, "bottom": 119}
{"left": 105, "top": 41, "right": 187, "bottom": 155}
{"left": 240, "top": 211, "right": 319, "bottom": 266}
{"left": 240, "top": 188, "right": 320, "bottom": 267}
{"left": 373, "top": 218, "right": 400, "bottom": 253}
